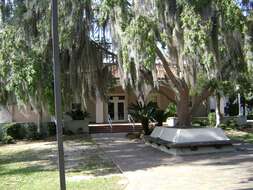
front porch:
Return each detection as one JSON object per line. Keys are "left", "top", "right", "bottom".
{"left": 89, "top": 122, "right": 143, "bottom": 134}
{"left": 94, "top": 86, "right": 173, "bottom": 124}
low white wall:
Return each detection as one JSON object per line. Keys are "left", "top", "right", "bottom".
{"left": 63, "top": 120, "right": 89, "bottom": 134}
{"left": 166, "top": 117, "right": 178, "bottom": 127}
{"left": 166, "top": 116, "right": 247, "bottom": 127}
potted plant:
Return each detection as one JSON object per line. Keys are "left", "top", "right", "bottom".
{"left": 64, "top": 108, "right": 90, "bottom": 134}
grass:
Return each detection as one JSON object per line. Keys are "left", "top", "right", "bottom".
{"left": 226, "top": 128, "right": 253, "bottom": 144}
{"left": 0, "top": 136, "right": 126, "bottom": 190}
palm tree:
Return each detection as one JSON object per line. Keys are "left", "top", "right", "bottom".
{"left": 129, "top": 101, "right": 157, "bottom": 135}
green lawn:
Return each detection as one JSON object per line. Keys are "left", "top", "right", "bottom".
{"left": 226, "top": 128, "right": 253, "bottom": 143}
{"left": 0, "top": 136, "right": 126, "bottom": 190}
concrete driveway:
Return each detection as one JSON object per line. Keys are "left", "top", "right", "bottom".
{"left": 92, "top": 133, "right": 253, "bottom": 190}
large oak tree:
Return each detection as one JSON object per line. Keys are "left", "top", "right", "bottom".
{"left": 100, "top": 0, "right": 248, "bottom": 127}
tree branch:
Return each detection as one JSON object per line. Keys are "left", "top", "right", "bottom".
{"left": 191, "top": 86, "right": 214, "bottom": 115}
{"left": 139, "top": 68, "right": 177, "bottom": 103}
{"left": 155, "top": 45, "right": 182, "bottom": 90}
{"left": 156, "top": 86, "right": 177, "bottom": 104}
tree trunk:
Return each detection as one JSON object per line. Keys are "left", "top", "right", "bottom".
{"left": 156, "top": 46, "right": 192, "bottom": 128}
{"left": 215, "top": 94, "right": 222, "bottom": 127}
{"left": 142, "top": 119, "right": 150, "bottom": 135}
{"left": 177, "top": 92, "right": 191, "bottom": 128}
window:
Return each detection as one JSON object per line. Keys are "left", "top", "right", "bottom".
{"left": 108, "top": 102, "right": 114, "bottom": 120}
{"left": 118, "top": 96, "right": 125, "bottom": 100}
{"left": 118, "top": 102, "right": 124, "bottom": 120}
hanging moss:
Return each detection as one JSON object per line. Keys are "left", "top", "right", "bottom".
{"left": 100, "top": 0, "right": 249, "bottom": 120}
{"left": 0, "top": 0, "right": 113, "bottom": 115}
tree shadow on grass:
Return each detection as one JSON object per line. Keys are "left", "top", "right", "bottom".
{"left": 0, "top": 136, "right": 121, "bottom": 178}
{"left": 0, "top": 148, "right": 56, "bottom": 165}
{"left": 0, "top": 164, "right": 55, "bottom": 176}
{"left": 0, "top": 147, "right": 57, "bottom": 177}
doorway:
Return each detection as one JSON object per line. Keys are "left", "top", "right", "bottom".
{"left": 107, "top": 96, "right": 126, "bottom": 122}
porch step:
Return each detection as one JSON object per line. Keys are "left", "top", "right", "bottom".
{"left": 89, "top": 123, "right": 143, "bottom": 134}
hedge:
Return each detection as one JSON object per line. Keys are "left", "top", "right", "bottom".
{"left": 0, "top": 122, "right": 57, "bottom": 144}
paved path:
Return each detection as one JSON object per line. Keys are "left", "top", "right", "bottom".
{"left": 92, "top": 133, "right": 253, "bottom": 190}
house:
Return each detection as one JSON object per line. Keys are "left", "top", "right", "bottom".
{"left": 90, "top": 64, "right": 206, "bottom": 124}
{"left": 0, "top": 104, "right": 51, "bottom": 124}
{"left": 0, "top": 63, "right": 212, "bottom": 125}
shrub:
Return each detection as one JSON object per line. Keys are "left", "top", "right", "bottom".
{"left": 228, "top": 102, "right": 239, "bottom": 116}
{"left": 43, "top": 122, "right": 56, "bottom": 136}
{"left": 64, "top": 129, "right": 74, "bottom": 136}
{"left": 165, "top": 103, "right": 177, "bottom": 117}
{"left": 66, "top": 110, "right": 89, "bottom": 120}
{"left": 247, "top": 115, "right": 253, "bottom": 120}
{"left": 219, "top": 123, "right": 227, "bottom": 130}
{"left": 225, "top": 119, "right": 238, "bottom": 129}
{"left": 129, "top": 101, "right": 157, "bottom": 135}
{"left": 4, "top": 123, "right": 26, "bottom": 139}
{"left": 192, "top": 118, "right": 209, "bottom": 127}
{"left": 0, "top": 123, "right": 40, "bottom": 140}
{"left": 23, "top": 123, "right": 38, "bottom": 139}
{"left": 0, "top": 124, "right": 5, "bottom": 140}
{"left": 0, "top": 124, "right": 15, "bottom": 144}
{"left": 1, "top": 135, "right": 14, "bottom": 144}
{"left": 192, "top": 121, "right": 204, "bottom": 127}
{"left": 76, "top": 127, "right": 84, "bottom": 134}
{"left": 0, "top": 122, "right": 59, "bottom": 142}
{"left": 208, "top": 112, "right": 216, "bottom": 127}
{"left": 153, "top": 109, "right": 167, "bottom": 126}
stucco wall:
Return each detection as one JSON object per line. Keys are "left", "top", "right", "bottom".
{"left": 192, "top": 102, "right": 208, "bottom": 117}
{"left": 127, "top": 92, "right": 138, "bottom": 105}
{"left": 86, "top": 99, "right": 96, "bottom": 123}
{"left": 0, "top": 104, "right": 51, "bottom": 123}
{"left": 158, "top": 93, "right": 171, "bottom": 110}
{"left": 0, "top": 106, "right": 12, "bottom": 123}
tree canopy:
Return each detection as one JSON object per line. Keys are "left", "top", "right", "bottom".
{"left": 0, "top": 0, "right": 112, "bottom": 117}
{"left": 100, "top": 0, "right": 250, "bottom": 127}
{"left": 0, "top": 0, "right": 252, "bottom": 128}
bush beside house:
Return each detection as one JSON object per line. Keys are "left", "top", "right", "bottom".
{"left": 0, "top": 109, "right": 90, "bottom": 144}
{"left": 0, "top": 122, "right": 57, "bottom": 144}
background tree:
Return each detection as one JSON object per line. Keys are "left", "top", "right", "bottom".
{"left": 236, "top": 0, "right": 253, "bottom": 116}
{"left": 0, "top": 0, "right": 113, "bottom": 133}
{"left": 100, "top": 0, "right": 247, "bottom": 127}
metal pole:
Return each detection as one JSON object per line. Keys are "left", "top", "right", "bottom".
{"left": 51, "top": 0, "right": 66, "bottom": 189}
{"left": 238, "top": 93, "right": 242, "bottom": 116}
